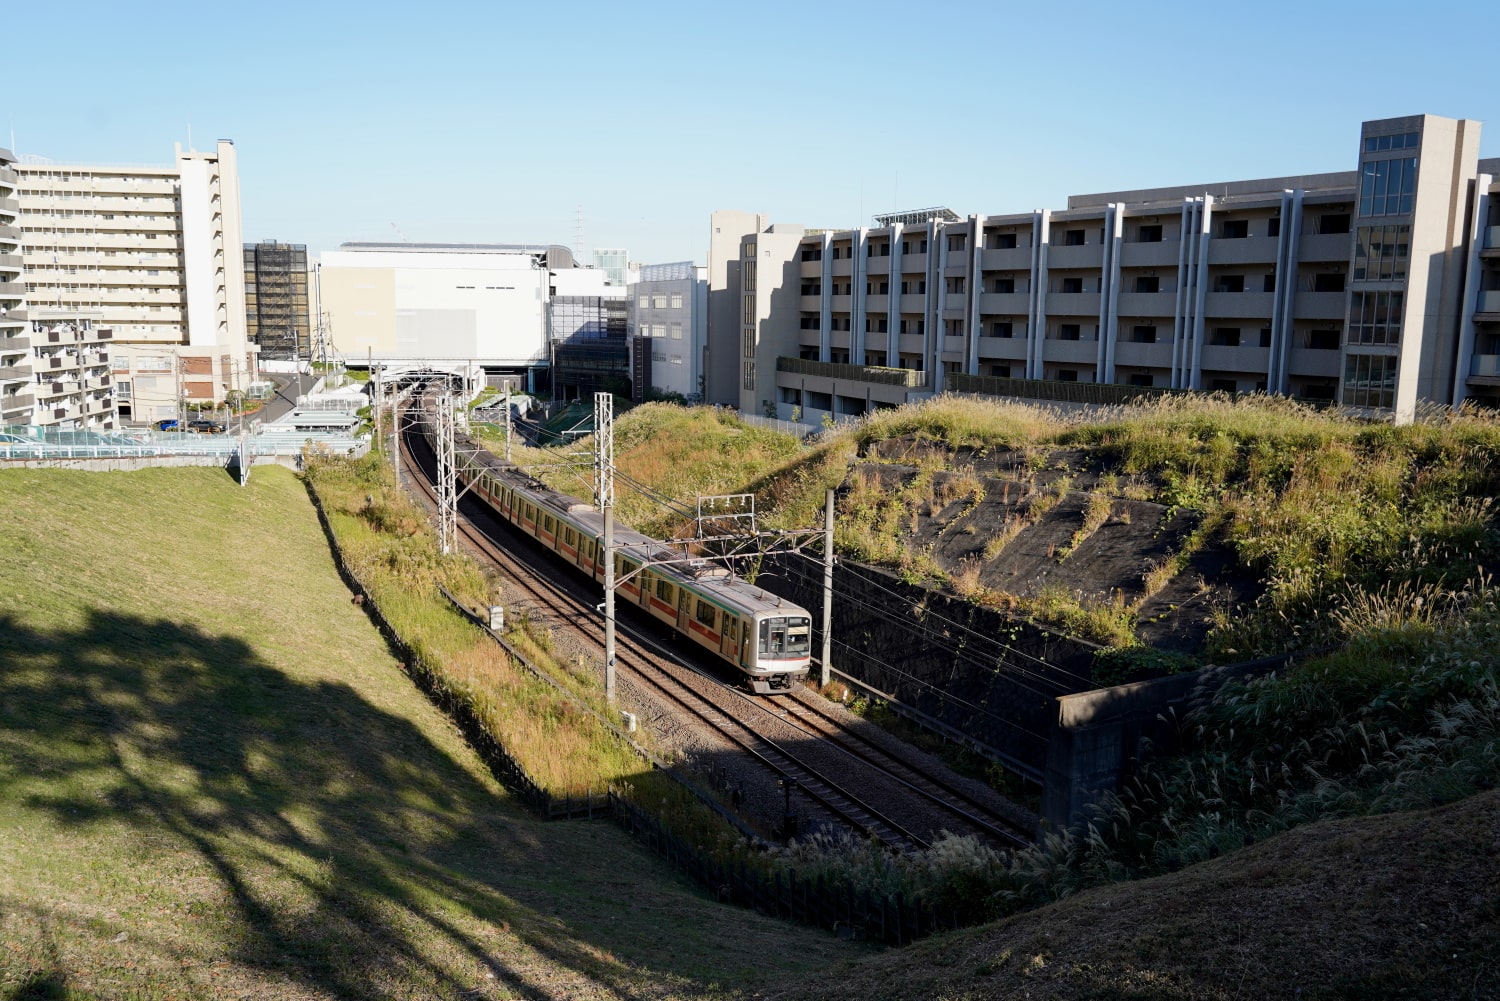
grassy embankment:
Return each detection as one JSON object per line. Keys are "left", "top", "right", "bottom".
{"left": 496, "top": 397, "right": 1500, "bottom": 971}
{"left": 0, "top": 464, "right": 846, "bottom": 1000}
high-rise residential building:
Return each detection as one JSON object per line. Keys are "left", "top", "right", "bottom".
{"left": 14, "top": 141, "right": 251, "bottom": 421}
{"left": 712, "top": 115, "right": 1500, "bottom": 425}
{"left": 629, "top": 261, "right": 707, "bottom": 402}
{"left": 593, "top": 248, "right": 629, "bottom": 287}
{"left": 0, "top": 147, "right": 32, "bottom": 426}
{"left": 244, "top": 241, "right": 310, "bottom": 361}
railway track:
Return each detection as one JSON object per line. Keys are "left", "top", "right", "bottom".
{"left": 396, "top": 405, "right": 1032, "bottom": 851}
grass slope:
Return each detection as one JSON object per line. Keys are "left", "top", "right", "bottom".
{"left": 778, "top": 791, "right": 1500, "bottom": 1001}
{"left": 0, "top": 466, "right": 848, "bottom": 1000}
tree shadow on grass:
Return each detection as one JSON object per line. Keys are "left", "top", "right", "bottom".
{"left": 0, "top": 609, "right": 693, "bottom": 1000}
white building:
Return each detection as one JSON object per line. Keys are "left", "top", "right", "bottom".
{"left": 317, "top": 242, "right": 613, "bottom": 388}
{"left": 13, "top": 141, "right": 251, "bottom": 422}
{"left": 630, "top": 261, "right": 707, "bottom": 401}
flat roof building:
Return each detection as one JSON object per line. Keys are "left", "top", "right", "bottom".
{"left": 13, "top": 141, "right": 251, "bottom": 422}
{"left": 710, "top": 114, "right": 1500, "bottom": 425}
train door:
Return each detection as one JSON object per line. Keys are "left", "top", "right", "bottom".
{"left": 677, "top": 587, "right": 690, "bottom": 632}
{"left": 638, "top": 571, "right": 652, "bottom": 608}
{"left": 720, "top": 614, "right": 737, "bottom": 660}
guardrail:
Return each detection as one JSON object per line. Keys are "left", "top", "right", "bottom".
{"left": 776, "top": 356, "right": 926, "bottom": 388}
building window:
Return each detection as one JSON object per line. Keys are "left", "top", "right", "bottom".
{"left": 800, "top": 247, "right": 822, "bottom": 262}
{"left": 866, "top": 280, "right": 888, "bottom": 295}
{"left": 1128, "top": 373, "right": 1154, "bottom": 387}
{"left": 1131, "top": 325, "right": 1157, "bottom": 344}
{"left": 1214, "top": 274, "right": 1246, "bottom": 293}
{"left": 945, "top": 277, "right": 965, "bottom": 294}
{"left": 1268, "top": 216, "right": 1281, "bottom": 237}
{"left": 1221, "top": 219, "right": 1249, "bottom": 239}
{"left": 743, "top": 360, "right": 755, "bottom": 390}
{"left": 1359, "top": 157, "right": 1417, "bottom": 217}
{"left": 1057, "top": 323, "right": 1081, "bottom": 341}
{"left": 1063, "top": 229, "right": 1085, "bottom": 246}
{"left": 945, "top": 319, "right": 964, "bottom": 338}
{"left": 989, "top": 364, "right": 1011, "bottom": 377}
{"left": 991, "top": 321, "right": 1013, "bottom": 338}
{"left": 946, "top": 234, "right": 967, "bottom": 252}
{"left": 900, "top": 279, "right": 926, "bottom": 295}
{"left": 799, "top": 316, "right": 821, "bottom": 330}
{"left": 670, "top": 323, "right": 682, "bottom": 340}
{"left": 992, "top": 278, "right": 1015, "bottom": 294}
{"left": 1210, "top": 378, "right": 1238, "bottom": 393}
{"left": 1056, "top": 369, "right": 1079, "bottom": 381}
{"left": 1352, "top": 225, "right": 1411, "bottom": 281}
{"left": 638, "top": 295, "right": 649, "bottom": 309}
{"left": 1348, "top": 291, "right": 1404, "bottom": 345}
{"left": 1313, "top": 272, "right": 1347, "bottom": 293}
{"left": 1136, "top": 224, "right": 1163, "bottom": 243}
{"left": 1342, "top": 353, "right": 1397, "bottom": 408}
{"left": 1060, "top": 277, "right": 1084, "bottom": 294}
{"left": 1210, "top": 327, "right": 1240, "bottom": 347}
{"left": 901, "top": 238, "right": 928, "bottom": 254}
{"left": 743, "top": 242, "right": 756, "bottom": 259}
{"left": 990, "top": 233, "right": 1018, "bottom": 250}
{"left": 670, "top": 294, "right": 683, "bottom": 309}
{"left": 1133, "top": 275, "right": 1159, "bottom": 293}
{"left": 1363, "top": 132, "right": 1419, "bottom": 153}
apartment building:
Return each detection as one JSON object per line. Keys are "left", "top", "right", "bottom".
{"left": 714, "top": 114, "right": 1500, "bottom": 424}
{"left": 1, "top": 147, "right": 31, "bottom": 425}
{"left": 14, "top": 141, "right": 251, "bottom": 422}
{"left": 629, "top": 261, "right": 707, "bottom": 402}
{"left": 244, "top": 241, "right": 311, "bottom": 361}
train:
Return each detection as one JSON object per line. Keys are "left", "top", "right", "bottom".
{"left": 411, "top": 393, "right": 814, "bottom": 693}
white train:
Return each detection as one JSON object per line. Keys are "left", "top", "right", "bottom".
{"left": 417, "top": 401, "right": 813, "bottom": 693}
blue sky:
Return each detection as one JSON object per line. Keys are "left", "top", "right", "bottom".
{"left": 11, "top": 0, "right": 1498, "bottom": 266}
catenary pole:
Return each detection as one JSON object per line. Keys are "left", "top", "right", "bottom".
{"left": 821, "top": 488, "right": 835, "bottom": 687}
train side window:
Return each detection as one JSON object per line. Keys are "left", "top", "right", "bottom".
{"left": 678, "top": 589, "right": 690, "bottom": 613}
{"left": 656, "top": 578, "right": 673, "bottom": 603}
{"left": 722, "top": 615, "right": 735, "bottom": 639}
{"left": 565, "top": 527, "right": 575, "bottom": 545}
{"left": 695, "top": 600, "right": 716, "bottom": 627}
{"left": 544, "top": 515, "right": 554, "bottom": 533}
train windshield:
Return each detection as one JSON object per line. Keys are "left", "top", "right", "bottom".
{"left": 759, "top": 616, "right": 812, "bottom": 659}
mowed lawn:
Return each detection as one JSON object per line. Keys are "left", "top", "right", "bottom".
{"left": 0, "top": 465, "right": 848, "bottom": 1000}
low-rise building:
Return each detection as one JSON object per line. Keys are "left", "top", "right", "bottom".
{"left": 629, "top": 261, "right": 707, "bottom": 402}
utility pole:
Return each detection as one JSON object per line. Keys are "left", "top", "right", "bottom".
{"left": 371, "top": 348, "right": 381, "bottom": 455}
{"left": 435, "top": 392, "right": 457, "bottom": 555}
{"left": 503, "top": 386, "right": 512, "bottom": 462}
{"left": 821, "top": 488, "right": 835, "bottom": 688}
{"left": 595, "top": 391, "right": 616, "bottom": 704}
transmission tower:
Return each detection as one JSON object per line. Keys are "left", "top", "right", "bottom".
{"left": 435, "top": 392, "right": 458, "bottom": 555}
{"left": 595, "top": 391, "right": 616, "bottom": 703}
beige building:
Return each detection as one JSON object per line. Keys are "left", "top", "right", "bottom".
{"left": 712, "top": 115, "right": 1500, "bottom": 424}
{"left": 1, "top": 147, "right": 31, "bottom": 426}
{"left": 14, "top": 141, "right": 251, "bottom": 422}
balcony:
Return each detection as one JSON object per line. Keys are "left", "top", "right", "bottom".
{"left": 947, "top": 372, "right": 1184, "bottom": 406}
{"left": 1118, "top": 241, "right": 1180, "bottom": 268}
{"left": 0, "top": 280, "right": 22, "bottom": 300}
{"left": 899, "top": 293, "right": 925, "bottom": 313}
{"left": 831, "top": 259, "right": 852, "bottom": 277}
{"left": 0, "top": 393, "right": 34, "bottom": 415}
{"left": 1200, "top": 344, "right": 1270, "bottom": 373}
{"left": 776, "top": 355, "right": 924, "bottom": 388}
{"left": 800, "top": 295, "right": 822, "bottom": 311}
{"left": 0, "top": 335, "right": 30, "bottom": 353}
{"left": 0, "top": 253, "right": 22, "bottom": 274}
{"left": 1470, "top": 354, "right": 1500, "bottom": 380}
{"left": 866, "top": 294, "right": 889, "bottom": 312}
{"left": 1047, "top": 243, "right": 1103, "bottom": 269}
{"left": 980, "top": 247, "right": 1032, "bottom": 271}
{"left": 1293, "top": 291, "right": 1347, "bottom": 319}
{"left": 1113, "top": 341, "right": 1174, "bottom": 368}
{"left": 1204, "top": 290, "right": 1276, "bottom": 319}
{"left": 1298, "top": 232, "right": 1351, "bottom": 262}
{"left": 898, "top": 252, "right": 928, "bottom": 273}
{"left": 1207, "top": 236, "right": 1278, "bottom": 265}
{"left": 1041, "top": 338, "right": 1099, "bottom": 365}
{"left": 898, "top": 334, "right": 925, "bottom": 354}
{"left": 974, "top": 336, "right": 1027, "bottom": 361}
{"left": 800, "top": 259, "right": 821, "bottom": 278}
{"left": 1047, "top": 291, "right": 1100, "bottom": 315}
{"left": 1288, "top": 347, "right": 1342, "bottom": 379}
{"left": 1115, "top": 291, "right": 1177, "bottom": 317}
{"left": 867, "top": 258, "right": 890, "bottom": 276}
{"left": 1476, "top": 291, "right": 1500, "bottom": 318}
{"left": 0, "top": 364, "right": 32, "bottom": 383}
{"left": 979, "top": 292, "right": 1030, "bottom": 315}
{"left": 831, "top": 294, "right": 852, "bottom": 312}
{"left": 1482, "top": 226, "right": 1500, "bottom": 253}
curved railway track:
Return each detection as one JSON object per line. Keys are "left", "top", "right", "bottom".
{"left": 396, "top": 403, "right": 1033, "bottom": 851}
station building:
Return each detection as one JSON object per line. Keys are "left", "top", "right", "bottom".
{"left": 709, "top": 114, "right": 1500, "bottom": 425}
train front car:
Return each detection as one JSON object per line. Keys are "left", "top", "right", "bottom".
{"left": 746, "top": 608, "right": 813, "bottom": 693}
